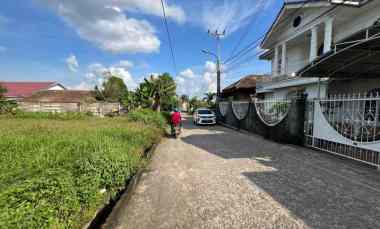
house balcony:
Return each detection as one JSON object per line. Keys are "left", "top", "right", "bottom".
{"left": 260, "top": 15, "right": 335, "bottom": 78}
{"left": 298, "top": 22, "right": 380, "bottom": 79}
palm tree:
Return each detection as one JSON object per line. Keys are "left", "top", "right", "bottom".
{"left": 203, "top": 92, "right": 216, "bottom": 107}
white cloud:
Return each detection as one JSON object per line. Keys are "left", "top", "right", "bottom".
{"left": 198, "top": 0, "right": 274, "bottom": 35}
{"left": 109, "top": 66, "right": 138, "bottom": 90}
{"left": 65, "top": 54, "right": 79, "bottom": 72}
{"left": 176, "top": 61, "right": 224, "bottom": 97}
{"left": 71, "top": 81, "right": 93, "bottom": 90}
{"left": 149, "top": 73, "right": 160, "bottom": 79}
{"left": 203, "top": 61, "right": 218, "bottom": 93}
{"left": 75, "top": 60, "right": 138, "bottom": 91}
{"left": 179, "top": 69, "right": 197, "bottom": 79}
{"left": 115, "top": 60, "right": 134, "bottom": 69}
{"left": 117, "top": 0, "right": 186, "bottom": 24}
{"left": 37, "top": 0, "right": 185, "bottom": 53}
{"left": 176, "top": 69, "right": 201, "bottom": 97}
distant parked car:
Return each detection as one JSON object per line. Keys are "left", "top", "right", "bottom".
{"left": 193, "top": 108, "right": 216, "bottom": 125}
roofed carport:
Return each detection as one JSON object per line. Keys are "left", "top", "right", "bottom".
{"left": 298, "top": 23, "right": 380, "bottom": 78}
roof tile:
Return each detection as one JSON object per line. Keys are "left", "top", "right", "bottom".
{"left": 0, "top": 81, "right": 58, "bottom": 98}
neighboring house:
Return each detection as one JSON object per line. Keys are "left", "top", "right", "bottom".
{"left": 19, "top": 90, "right": 120, "bottom": 116}
{"left": 0, "top": 81, "right": 66, "bottom": 101}
{"left": 222, "top": 75, "right": 269, "bottom": 100}
{"left": 22, "top": 90, "right": 97, "bottom": 104}
{"left": 257, "top": 0, "right": 380, "bottom": 99}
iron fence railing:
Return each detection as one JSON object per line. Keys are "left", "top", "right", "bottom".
{"left": 305, "top": 94, "right": 380, "bottom": 168}
{"left": 319, "top": 94, "right": 380, "bottom": 143}
{"left": 254, "top": 98, "right": 291, "bottom": 126}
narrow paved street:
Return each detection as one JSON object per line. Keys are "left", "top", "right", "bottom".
{"left": 106, "top": 115, "right": 380, "bottom": 229}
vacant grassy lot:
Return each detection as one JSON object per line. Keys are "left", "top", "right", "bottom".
{"left": 0, "top": 110, "right": 165, "bottom": 228}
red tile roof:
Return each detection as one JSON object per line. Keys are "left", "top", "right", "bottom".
{"left": 222, "top": 75, "right": 270, "bottom": 94}
{"left": 0, "top": 81, "right": 61, "bottom": 98}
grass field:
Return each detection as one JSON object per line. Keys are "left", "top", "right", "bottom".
{"left": 0, "top": 110, "right": 165, "bottom": 228}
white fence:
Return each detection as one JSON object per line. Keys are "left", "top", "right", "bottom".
{"left": 231, "top": 101, "right": 250, "bottom": 120}
{"left": 305, "top": 94, "right": 380, "bottom": 168}
{"left": 254, "top": 98, "right": 291, "bottom": 126}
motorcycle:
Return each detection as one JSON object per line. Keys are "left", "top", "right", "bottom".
{"left": 171, "top": 124, "right": 182, "bottom": 138}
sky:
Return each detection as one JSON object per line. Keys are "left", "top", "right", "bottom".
{"left": 0, "top": 0, "right": 284, "bottom": 97}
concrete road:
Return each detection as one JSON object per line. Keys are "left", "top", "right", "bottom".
{"left": 105, "top": 115, "right": 380, "bottom": 229}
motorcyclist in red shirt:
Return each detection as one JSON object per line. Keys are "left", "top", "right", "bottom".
{"left": 171, "top": 108, "right": 182, "bottom": 136}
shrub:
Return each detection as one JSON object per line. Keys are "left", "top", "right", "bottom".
{"left": 0, "top": 100, "right": 18, "bottom": 114}
{"left": 161, "top": 111, "right": 171, "bottom": 123}
{"left": 127, "top": 109, "right": 167, "bottom": 130}
{"left": 7, "top": 111, "right": 93, "bottom": 120}
{"left": 0, "top": 116, "right": 163, "bottom": 228}
{"left": 0, "top": 169, "right": 81, "bottom": 228}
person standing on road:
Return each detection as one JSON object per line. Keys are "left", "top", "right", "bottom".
{"left": 170, "top": 108, "right": 182, "bottom": 135}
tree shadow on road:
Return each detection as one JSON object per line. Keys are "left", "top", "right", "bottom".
{"left": 242, "top": 165, "right": 380, "bottom": 229}
{"left": 181, "top": 128, "right": 380, "bottom": 229}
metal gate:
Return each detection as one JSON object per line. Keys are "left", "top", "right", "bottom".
{"left": 305, "top": 94, "right": 380, "bottom": 168}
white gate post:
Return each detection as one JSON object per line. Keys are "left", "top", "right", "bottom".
{"left": 310, "top": 26, "right": 318, "bottom": 62}
{"left": 312, "top": 99, "right": 318, "bottom": 147}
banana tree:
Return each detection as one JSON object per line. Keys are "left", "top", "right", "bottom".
{"left": 136, "top": 73, "right": 176, "bottom": 112}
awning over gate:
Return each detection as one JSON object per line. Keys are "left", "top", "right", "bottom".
{"left": 298, "top": 24, "right": 380, "bottom": 78}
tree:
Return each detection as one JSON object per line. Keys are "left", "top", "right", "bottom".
{"left": 0, "top": 84, "right": 6, "bottom": 100}
{"left": 203, "top": 92, "right": 216, "bottom": 107}
{"left": 180, "top": 94, "right": 189, "bottom": 103}
{"left": 134, "top": 80, "right": 155, "bottom": 109}
{"left": 121, "top": 91, "right": 140, "bottom": 111}
{"left": 136, "top": 73, "right": 176, "bottom": 112}
{"left": 0, "top": 84, "right": 17, "bottom": 114}
{"left": 162, "top": 95, "right": 179, "bottom": 112}
{"left": 189, "top": 96, "right": 209, "bottom": 113}
{"left": 95, "top": 76, "right": 128, "bottom": 102}
{"left": 189, "top": 96, "right": 200, "bottom": 113}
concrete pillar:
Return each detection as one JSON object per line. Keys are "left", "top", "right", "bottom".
{"left": 310, "top": 26, "right": 318, "bottom": 62}
{"left": 281, "top": 42, "right": 287, "bottom": 75}
{"left": 273, "top": 46, "right": 279, "bottom": 76}
{"left": 324, "top": 17, "right": 334, "bottom": 53}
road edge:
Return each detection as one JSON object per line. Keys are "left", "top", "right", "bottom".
{"left": 83, "top": 141, "right": 161, "bottom": 229}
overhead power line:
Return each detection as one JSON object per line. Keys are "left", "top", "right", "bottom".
{"left": 224, "top": 49, "right": 268, "bottom": 74}
{"left": 224, "top": 37, "right": 263, "bottom": 65}
{"left": 227, "top": 6, "right": 264, "bottom": 62}
{"left": 224, "top": 2, "right": 339, "bottom": 74}
{"left": 160, "top": 0, "right": 178, "bottom": 76}
{"left": 223, "top": 1, "right": 309, "bottom": 66}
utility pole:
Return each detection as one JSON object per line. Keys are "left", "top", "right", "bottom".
{"left": 207, "top": 30, "right": 225, "bottom": 99}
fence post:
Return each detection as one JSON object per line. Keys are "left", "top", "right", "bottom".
{"left": 287, "top": 94, "right": 307, "bottom": 145}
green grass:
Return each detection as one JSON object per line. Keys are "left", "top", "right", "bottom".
{"left": 0, "top": 110, "right": 165, "bottom": 228}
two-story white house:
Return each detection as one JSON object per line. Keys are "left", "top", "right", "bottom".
{"left": 257, "top": 0, "right": 380, "bottom": 99}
